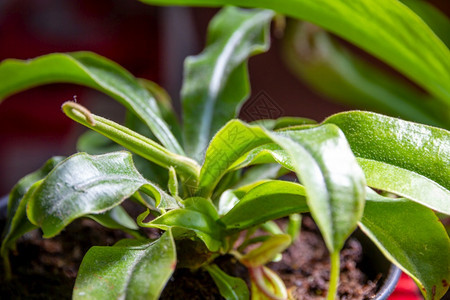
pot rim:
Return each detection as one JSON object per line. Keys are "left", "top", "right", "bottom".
{"left": 373, "top": 264, "right": 402, "bottom": 300}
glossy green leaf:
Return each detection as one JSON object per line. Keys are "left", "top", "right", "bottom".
{"left": 204, "top": 264, "right": 249, "bottom": 300}
{"left": 283, "top": 21, "right": 448, "bottom": 128}
{"left": 63, "top": 102, "right": 200, "bottom": 185}
{"left": 181, "top": 7, "right": 274, "bottom": 160}
{"left": 0, "top": 52, "right": 183, "bottom": 154}
{"left": 141, "top": 0, "right": 450, "bottom": 106}
{"left": 73, "top": 230, "right": 176, "bottom": 300}
{"left": 26, "top": 152, "right": 178, "bottom": 238}
{"left": 324, "top": 111, "right": 450, "bottom": 213}
{"left": 360, "top": 193, "right": 450, "bottom": 300}
{"left": 240, "top": 234, "right": 291, "bottom": 267}
{"left": 220, "top": 180, "right": 308, "bottom": 231}
{"left": 200, "top": 120, "right": 365, "bottom": 253}
{"left": 357, "top": 158, "right": 450, "bottom": 215}
{"left": 1, "top": 157, "right": 64, "bottom": 256}
{"left": 229, "top": 143, "right": 295, "bottom": 172}
{"left": 231, "top": 113, "right": 450, "bottom": 215}
{"left": 196, "top": 120, "right": 272, "bottom": 198}
{"left": 138, "top": 197, "right": 224, "bottom": 251}
{"left": 272, "top": 127, "right": 366, "bottom": 253}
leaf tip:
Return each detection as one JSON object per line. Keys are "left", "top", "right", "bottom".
{"left": 62, "top": 101, "right": 96, "bottom": 126}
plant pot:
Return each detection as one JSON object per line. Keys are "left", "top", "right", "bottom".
{"left": 353, "top": 229, "right": 402, "bottom": 300}
{"left": 0, "top": 194, "right": 401, "bottom": 299}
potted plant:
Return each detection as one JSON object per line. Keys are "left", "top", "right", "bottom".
{"left": 1, "top": 2, "right": 449, "bottom": 300}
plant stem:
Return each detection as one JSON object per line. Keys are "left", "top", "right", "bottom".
{"left": 62, "top": 102, "right": 200, "bottom": 187}
{"left": 327, "top": 251, "right": 340, "bottom": 300}
{"left": 3, "top": 255, "right": 11, "bottom": 280}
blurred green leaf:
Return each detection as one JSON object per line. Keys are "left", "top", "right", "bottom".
{"left": 0, "top": 52, "right": 183, "bottom": 154}
{"left": 250, "top": 266, "right": 288, "bottom": 300}
{"left": 26, "top": 152, "right": 178, "bottom": 238}
{"left": 286, "top": 214, "right": 302, "bottom": 245}
{"left": 181, "top": 7, "right": 273, "bottom": 160}
{"left": 361, "top": 192, "right": 450, "bottom": 300}
{"left": 283, "top": 21, "right": 449, "bottom": 128}
{"left": 138, "top": 78, "right": 183, "bottom": 142}
{"left": 74, "top": 231, "right": 176, "bottom": 300}
{"left": 140, "top": 0, "right": 450, "bottom": 106}
{"left": 204, "top": 264, "right": 249, "bottom": 300}
{"left": 400, "top": 0, "right": 450, "bottom": 47}
{"left": 240, "top": 234, "right": 291, "bottom": 267}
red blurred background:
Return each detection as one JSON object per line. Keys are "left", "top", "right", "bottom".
{"left": 0, "top": 0, "right": 346, "bottom": 195}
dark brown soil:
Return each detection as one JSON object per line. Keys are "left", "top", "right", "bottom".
{"left": 0, "top": 216, "right": 380, "bottom": 299}
{"left": 270, "top": 217, "right": 379, "bottom": 299}
{"left": 0, "top": 219, "right": 131, "bottom": 299}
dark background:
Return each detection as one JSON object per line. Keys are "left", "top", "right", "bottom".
{"left": 0, "top": 0, "right": 449, "bottom": 195}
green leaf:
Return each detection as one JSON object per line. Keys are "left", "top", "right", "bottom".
{"left": 283, "top": 21, "right": 448, "bottom": 128}
{"left": 62, "top": 102, "right": 200, "bottom": 185}
{"left": 196, "top": 120, "right": 272, "bottom": 198}
{"left": 200, "top": 120, "right": 365, "bottom": 253}
{"left": 138, "top": 78, "right": 183, "bottom": 143}
{"left": 240, "top": 234, "right": 291, "bottom": 267}
{"left": 324, "top": 111, "right": 450, "bottom": 213}
{"left": 204, "top": 264, "right": 249, "bottom": 300}
{"left": 286, "top": 214, "right": 302, "bottom": 245}
{"left": 140, "top": 0, "right": 450, "bottom": 107}
{"left": 1, "top": 181, "right": 40, "bottom": 258}
{"left": 76, "top": 118, "right": 170, "bottom": 188}
{"left": 272, "top": 127, "right": 366, "bottom": 253}
{"left": 232, "top": 164, "right": 284, "bottom": 189}
{"left": 181, "top": 7, "right": 274, "bottom": 160}
{"left": 138, "top": 197, "right": 224, "bottom": 251}
{"left": 26, "top": 151, "right": 178, "bottom": 238}
{"left": 229, "top": 143, "right": 295, "bottom": 172}
{"left": 87, "top": 206, "right": 142, "bottom": 238}
{"left": 1, "top": 157, "right": 64, "bottom": 256}
{"left": 220, "top": 180, "right": 308, "bottom": 231}
{"left": 360, "top": 194, "right": 450, "bottom": 300}
{"left": 73, "top": 230, "right": 176, "bottom": 300}
{"left": 357, "top": 158, "right": 450, "bottom": 215}
{"left": 0, "top": 52, "right": 183, "bottom": 154}
{"left": 251, "top": 116, "right": 316, "bottom": 130}
{"left": 250, "top": 266, "right": 288, "bottom": 300}
{"left": 401, "top": 0, "right": 450, "bottom": 47}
